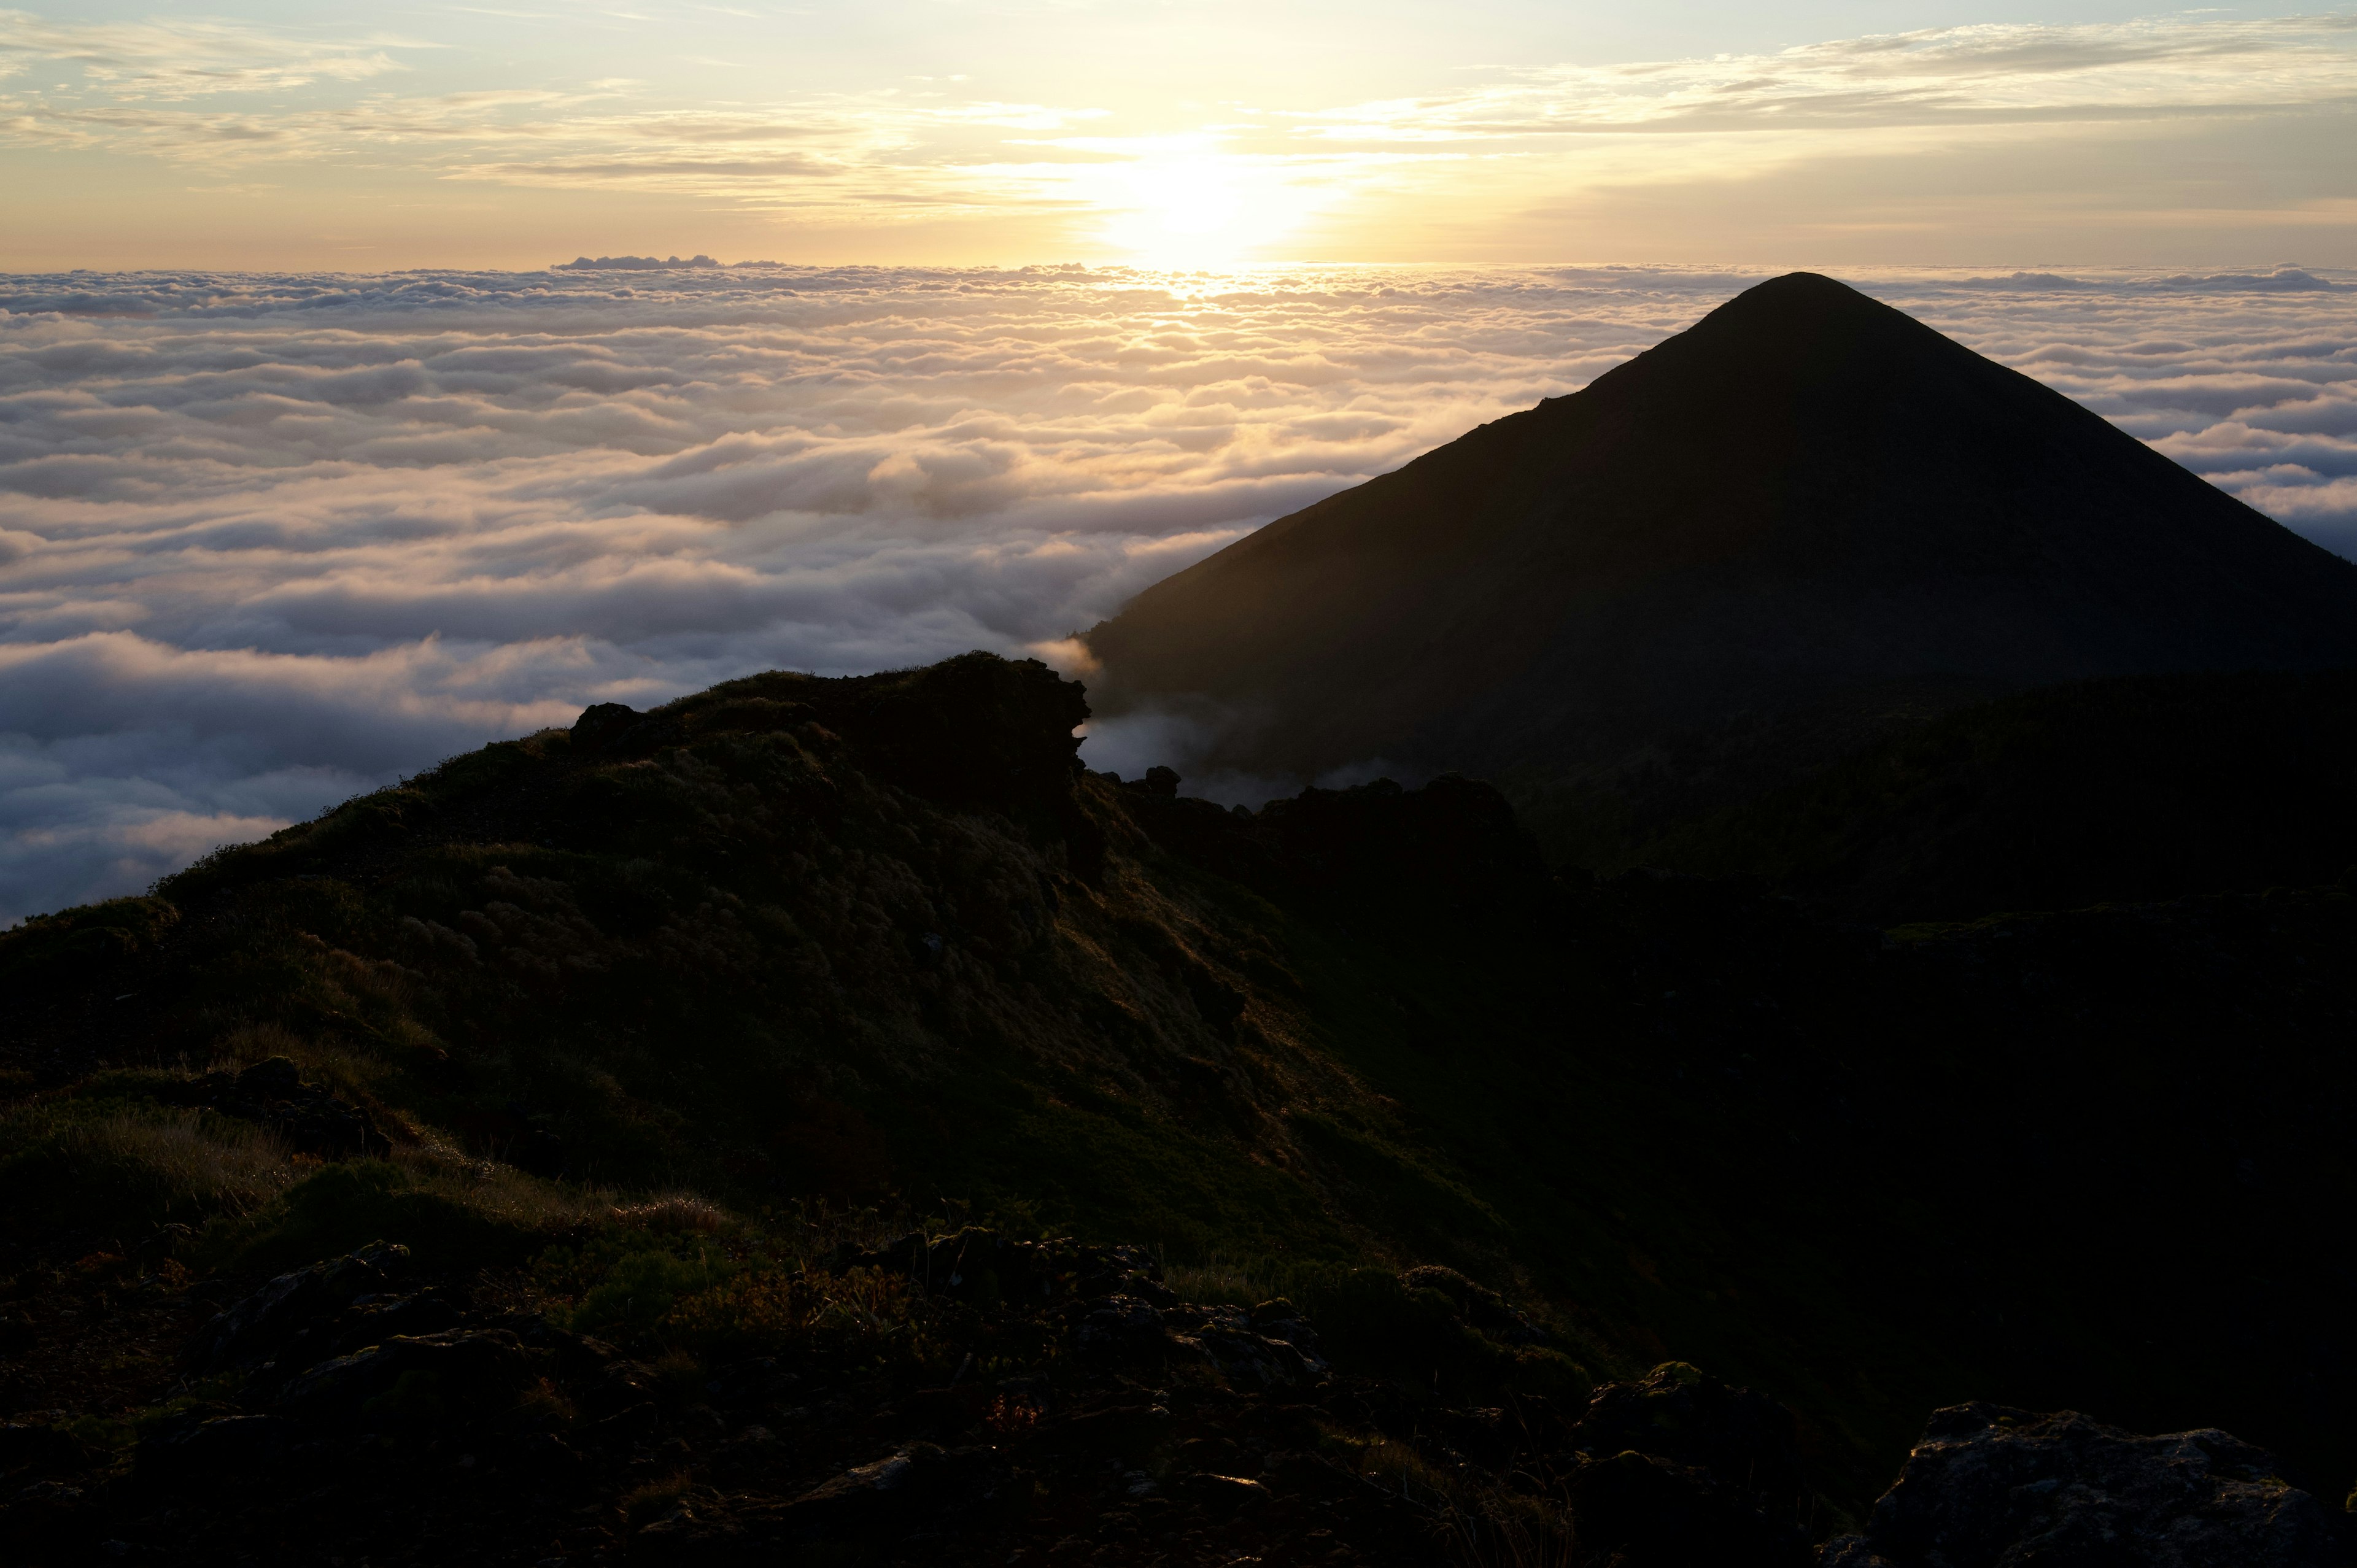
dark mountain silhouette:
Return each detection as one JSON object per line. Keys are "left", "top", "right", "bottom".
{"left": 1082, "top": 272, "right": 2357, "bottom": 860}
{"left": 1628, "top": 669, "right": 2357, "bottom": 922}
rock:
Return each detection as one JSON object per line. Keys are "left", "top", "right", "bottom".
{"left": 282, "top": 1328, "right": 536, "bottom": 1418}
{"left": 1573, "top": 1361, "right": 1808, "bottom": 1517}
{"left": 1829, "top": 1403, "right": 2348, "bottom": 1567}
{"left": 768, "top": 1442, "right": 1010, "bottom": 1542}
{"left": 1175, "top": 1472, "right": 1269, "bottom": 1514}
{"left": 1186, "top": 1319, "right": 1320, "bottom": 1390}
{"left": 183, "top": 1241, "right": 411, "bottom": 1375}
{"left": 1560, "top": 1362, "right": 1816, "bottom": 1567}
{"left": 1077, "top": 1296, "right": 1185, "bottom": 1365}
{"left": 1566, "top": 1448, "right": 1814, "bottom": 1568}
{"left": 136, "top": 1413, "right": 293, "bottom": 1483}
{"left": 326, "top": 1291, "right": 462, "bottom": 1356}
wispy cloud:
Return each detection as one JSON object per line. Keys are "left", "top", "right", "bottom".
{"left": 4, "top": 10, "right": 2351, "bottom": 243}
{"left": 1287, "top": 15, "right": 2357, "bottom": 143}
{"left": 0, "top": 10, "right": 419, "bottom": 99}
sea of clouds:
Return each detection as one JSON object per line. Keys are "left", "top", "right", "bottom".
{"left": 1, "top": 262, "right": 2351, "bottom": 925}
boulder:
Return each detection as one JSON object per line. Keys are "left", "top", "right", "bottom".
{"left": 1823, "top": 1403, "right": 2348, "bottom": 1567}
{"left": 183, "top": 1242, "right": 411, "bottom": 1375}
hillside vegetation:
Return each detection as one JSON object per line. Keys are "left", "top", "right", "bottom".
{"left": 4, "top": 653, "right": 2356, "bottom": 1562}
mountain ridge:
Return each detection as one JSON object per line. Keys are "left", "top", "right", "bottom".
{"left": 1083, "top": 272, "right": 2357, "bottom": 829}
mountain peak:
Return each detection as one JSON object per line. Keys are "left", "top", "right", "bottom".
{"left": 1083, "top": 277, "right": 2357, "bottom": 840}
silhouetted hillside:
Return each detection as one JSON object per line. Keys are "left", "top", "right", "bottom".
{"left": 4, "top": 654, "right": 2356, "bottom": 1564}
{"left": 1083, "top": 273, "right": 2357, "bottom": 859}
{"left": 1626, "top": 670, "right": 2357, "bottom": 921}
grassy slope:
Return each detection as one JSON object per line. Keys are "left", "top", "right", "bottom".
{"left": 6, "top": 654, "right": 2356, "bottom": 1518}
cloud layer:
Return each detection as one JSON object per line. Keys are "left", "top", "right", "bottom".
{"left": 1, "top": 263, "right": 2351, "bottom": 922}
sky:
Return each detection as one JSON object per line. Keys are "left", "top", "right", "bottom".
{"left": 2, "top": 3, "right": 2356, "bottom": 269}
{"left": 2, "top": 5, "right": 2355, "bottom": 924}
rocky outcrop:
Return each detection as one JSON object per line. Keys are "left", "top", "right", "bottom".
{"left": 1823, "top": 1404, "right": 2348, "bottom": 1567}
{"left": 1558, "top": 1362, "right": 1817, "bottom": 1568}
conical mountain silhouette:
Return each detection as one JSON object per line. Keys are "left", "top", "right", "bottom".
{"left": 1083, "top": 273, "right": 2357, "bottom": 814}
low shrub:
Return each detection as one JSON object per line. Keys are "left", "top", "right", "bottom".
{"left": 660, "top": 1265, "right": 935, "bottom": 1369}
{"left": 562, "top": 1246, "right": 735, "bottom": 1342}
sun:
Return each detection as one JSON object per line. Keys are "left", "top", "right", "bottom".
{"left": 1096, "top": 154, "right": 1301, "bottom": 268}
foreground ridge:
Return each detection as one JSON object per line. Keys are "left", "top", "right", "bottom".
{"left": 2, "top": 652, "right": 2356, "bottom": 1562}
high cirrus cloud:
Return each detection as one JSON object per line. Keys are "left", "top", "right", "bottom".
{"left": 1, "top": 263, "right": 2353, "bottom": 924}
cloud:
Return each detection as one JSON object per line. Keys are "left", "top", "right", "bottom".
{"left": 1, "top": 261, "right": 2352, "bottom": 922}
{"left": 0, "top": 10, "right": 415, "bottom": 99}
{"left": 6, "top": 9, "right": 2352, "bottom": 250}
{"left": 1290, "top": 16, "right": 2357, "bottom": 143}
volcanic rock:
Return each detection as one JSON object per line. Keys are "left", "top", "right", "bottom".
{"left": 1821, "top": 1403, "right": 2347, "bottom": 1567}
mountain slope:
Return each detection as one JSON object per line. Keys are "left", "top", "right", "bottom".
{"left": 7, "top": 652, "right": 2357, "bottom": 1534}
{"left": 1082, "top": 272, "right": 2357, "bottom": 830}
{"left": 1627, "top": 670, "right": 2357, "bottom": 922}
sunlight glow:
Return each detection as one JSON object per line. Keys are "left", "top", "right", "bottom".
{"left": 0, "top": 5, "right": 2351, "bottom": 268}
{"left": 1091, "top": 153, "right": 1313, "bottom": 267}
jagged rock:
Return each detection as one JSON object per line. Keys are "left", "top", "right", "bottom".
{"left": 1822, "top": 1404, "right": 2348, "bottom": 1567}
{"left": 281, "top": 1328, "right": 536, "bottom": 1417}
{"left": 136, "top": 1414, "right": 293, "bottom": 1483}
{"left": 182, "top": 1242, "right": 411, "bottom": 1375}
{"left": 1077, "top": 1296, "right": 1168, "bottom": 1361}
{"left": 1190, "top": 1322, "right": 1318, "bottom": 1390}
{"left": 325, "top": 1291, "right": 461, "bottom": 1356}
{"left": 766, "top": 1442, "right": 1012, "bottom": 1542}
